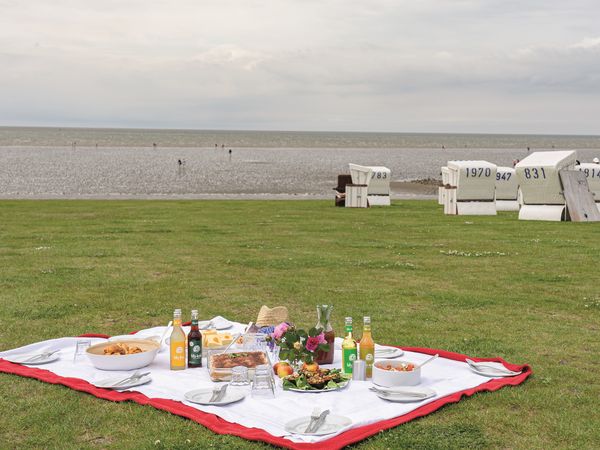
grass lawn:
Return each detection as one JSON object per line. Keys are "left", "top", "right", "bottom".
{"left": 0, "top": 200, "right": 599, "bottom": 449}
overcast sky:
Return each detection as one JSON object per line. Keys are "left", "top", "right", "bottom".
{"left": 1, "top": 0, "right": 599, "bottom": 134}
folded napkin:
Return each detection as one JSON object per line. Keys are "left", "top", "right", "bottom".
{"left": 466, "top": 359, "right": 521, "bottom": 376}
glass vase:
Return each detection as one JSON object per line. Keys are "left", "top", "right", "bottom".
{"left": 314, "top": 304, "right": 335, "bottom": 365}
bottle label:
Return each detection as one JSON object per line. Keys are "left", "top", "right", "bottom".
{"left": 342, "top": 348, "right": 357, "bottom": 373}
{"left": 170, "top": 343, "right": 186, "bottom": 367}
{"left": 188, "top": 339, "right": 202, "bottom": 365}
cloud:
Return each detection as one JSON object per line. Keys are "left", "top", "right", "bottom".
{"left": 0, "top": 0, "right": 599, "bottom": 133}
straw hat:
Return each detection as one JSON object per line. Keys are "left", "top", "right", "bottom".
{"left": 256, "top": 305, "right": 289, "bottom": 327}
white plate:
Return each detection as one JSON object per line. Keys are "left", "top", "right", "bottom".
{"left": 468, "top": 366, "right": 522, "bottom": 377}
{"left": 285, "top": 381, "right": 350, "bottom": 393}
{"left": 374, "top": 347, "right": 404, "bottom": 359}
{"left": 199, "top": 317, "right": 233, "bottom": 330}
{"left": 3, "top": 352, "right": 60, "bottom": 365}
{"left": 285, "top": 414, "right": 352, "bottom": 436}
{"left": 466, "top": 359, "right": 522, "bottom": 377}
{"left": 92, "top": 375, "right": 152, "bottom": 390}
{"left": 184, "top": 388, "right": 246, "bottom": 406}
{"left": 373, "top": 386, "right": 436, "bottom": 403}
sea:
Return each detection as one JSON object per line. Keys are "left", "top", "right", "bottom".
{"left": 0, "top": 127, "right": 599, "bottom": 199}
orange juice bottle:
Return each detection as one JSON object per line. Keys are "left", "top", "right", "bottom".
{"left": 359, "top": 316, "right": 375, "bottom": 378}
{"left": 170, "top": 309, "right": 186, "bottom": 370}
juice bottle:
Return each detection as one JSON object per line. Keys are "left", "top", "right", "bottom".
{"left": 170, "top": 309, "right": 186, "bottom": 370}
{"left": 359, "top": 316, "right": 375, "bottom": 378}
{"left": 187, "top": 309, "right": 203, "bottom": 368}
{"left": 341, "top": 317, "right": 357, "bottom": 375}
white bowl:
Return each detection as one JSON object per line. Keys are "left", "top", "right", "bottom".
{"left": 86, "top": 339, "right": 160, "bottom": 371}
{"left": 372, "top": 359, "right": 421, "bottom": 387}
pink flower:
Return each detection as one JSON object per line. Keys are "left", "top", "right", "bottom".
{"left": 305, "top": 336, "right": 320, "bottom": 352}
{"left": 316, "top": 332, "right": 327, "bottom": 344}
{"left": 272, "top": 322, "right": 290, "bottom": 340}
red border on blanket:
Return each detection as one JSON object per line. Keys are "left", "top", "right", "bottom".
{"left": 0, "top": 337, "right": 531, "bottom": 450}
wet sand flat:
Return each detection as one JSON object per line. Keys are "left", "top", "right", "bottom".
{"left": 0, "top": 145, "right": 597, "bottom": 199}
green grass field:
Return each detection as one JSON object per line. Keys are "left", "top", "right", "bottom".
{"left": 1, "top": 200, "right": 599, "bottom": 449}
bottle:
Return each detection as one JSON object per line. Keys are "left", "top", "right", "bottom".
{"left": 187, "top": 310, "right": 203, "bottom": 368}
{"left": 170, "top": 309, "right": 186, "bottom": 370}
{"left": 359, "top": 316, "right": 375, "bottom": 378}
{"left": 314, "top": 304, "right": 335, "bottom": 365}
{"left": 341, "top": 317, "right": 357, "bottom": 375}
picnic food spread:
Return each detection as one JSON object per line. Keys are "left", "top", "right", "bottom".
{"left": 0, "top": 304, "right": 531, "bottom": 449}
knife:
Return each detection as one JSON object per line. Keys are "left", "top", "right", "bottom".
{"left": 214, "top": 384, "right": 229, "bottom": 402}
{"left": 308, "top": 409, "right": 330, "bottom": 433}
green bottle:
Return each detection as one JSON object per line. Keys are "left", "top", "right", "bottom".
{"left": 341, "top": 317, "right": 357, "bottom": 374}
{"left": 187, "top": 310, "right": 203, "bottom": 368}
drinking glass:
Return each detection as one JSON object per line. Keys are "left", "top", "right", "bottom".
{"left": 251, "top": 364, "right": 275, "bottom": 398}
{"left": 230, "top": 366, "right": 250, "bottom": 386}
{"left": 243, "top": 333, "right": 267, "bottom": 352}
{"left": 73, "top": 339, "right": 91, "bottom": 362}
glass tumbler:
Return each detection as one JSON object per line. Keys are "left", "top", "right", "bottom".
{"left": 230, "top": 365, "right": 250, "bottom": 386}
{"left": 251, "top": 364, "right": 275, "bottom": 398}
{"left": 73, "top": 339, "right": 91, "bottom": 362}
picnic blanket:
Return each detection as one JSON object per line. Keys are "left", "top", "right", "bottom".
{"left": 0, "top": 320, "right": 532, "bottom": 449}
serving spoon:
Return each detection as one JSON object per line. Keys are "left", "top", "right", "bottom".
{"left": 418, "top": 354, "right": 439, "bottom": 368}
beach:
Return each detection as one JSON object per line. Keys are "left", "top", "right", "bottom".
{"left": 1, "top": 129, "right": 599, "bottom": 200}
{"left": 1, "top": 145, "right": 598, "bottom": 200}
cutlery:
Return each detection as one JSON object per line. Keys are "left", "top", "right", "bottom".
{"left": 214, "top": 384, "right": 229, "bottom": 402}
{"left": 418, "top": 354, "right": 438, "bottom": 368}
{"left": 375, "top": 348, "right": 398, "bottom": 354}
{"left": 309, "top": 409, "right": 330, "bottom": 433}
{"left": 23, "top": 350, "right": 59, "bottom": 362}
{"left": 304, "top": 407, "right": 321, "bottom": 433}
{"left": 369, "top": 387, "right": 428, "bottom": 398}
{"left": 466, "top": 359, "right": 521, "bottom": 375}
{"left": 113, "top": 371, "right": 150, "bottom": 387}
{"left": 208, "top": 385, "right": 223, "bottom": 402}
{"left": 158, "top": 321, "right": 172, "bottom": 347}
{"left": 217, "top": 333, "right": 241, "bottom": 355}
{"left": 200, "top": 320, "right": 214, "bottom": 330}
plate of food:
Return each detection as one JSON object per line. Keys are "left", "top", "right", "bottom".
{"left": 283, "top": 368, "right": 350, "bottom": 393}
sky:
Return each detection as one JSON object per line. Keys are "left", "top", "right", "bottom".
{"left": 1, "top": 0, "right": 599, "bottom": 134}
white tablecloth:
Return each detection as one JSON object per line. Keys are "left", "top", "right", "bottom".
{"left": 0, "top": 319, "right": 501, "bottom": 444}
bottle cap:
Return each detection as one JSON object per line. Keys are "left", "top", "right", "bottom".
{"left": 352, "top": 360, "right": 367, "bottom": 381}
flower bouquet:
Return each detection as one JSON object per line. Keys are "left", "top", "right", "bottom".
{"left": 270, "top": 323, "right": 330, "bottom": 366}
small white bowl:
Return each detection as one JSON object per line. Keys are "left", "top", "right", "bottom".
{"left": 372, "top": 359, "right": 421, "bottom": 387}
{"left": 86, "top": 339, "right": 160, "bottom": 371}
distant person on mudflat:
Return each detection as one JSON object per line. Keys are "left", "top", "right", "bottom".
{"left": 178, "top": 159, "right": 182, "bottom": 166}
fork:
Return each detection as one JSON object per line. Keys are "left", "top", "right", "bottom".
{"left": 304, "top": 407, "right": 321, "bottom": 433}
{"left": 369, "top": 387, "right": 428, "bottom": 398}
{"left": 113, "top": 371, "right": 149, "bottom": 387}
{"left": 23, "top": 350, "right": 59, "bottom": 362}
{"left": 214, "top": 384, "right": 229, "bottom": 402}
{"left": 208, "top": 384, "right": 225, "bottom": 402}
